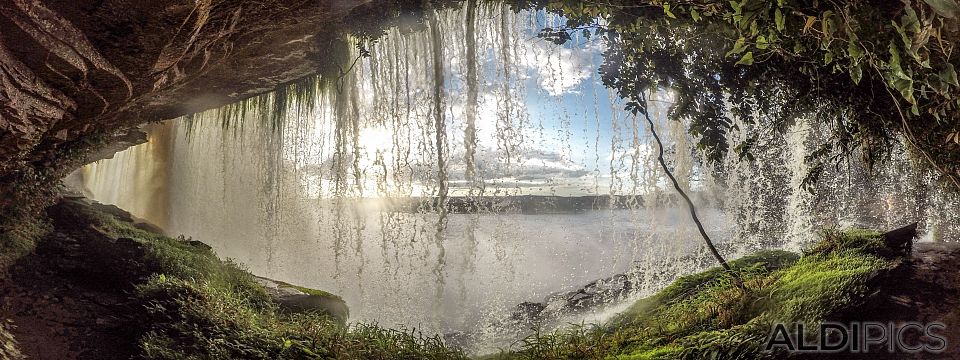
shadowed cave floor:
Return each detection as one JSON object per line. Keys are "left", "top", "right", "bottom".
{"left": 0, "top": 204, "right": 141, "bottom": 359}
{"left": 794, "top": 242, "right": 960, "bottom": 359}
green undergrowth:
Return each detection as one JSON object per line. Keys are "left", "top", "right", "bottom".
{"left": 79, "top": 203, "right": 466, "bottom": 360}
{"left": 78, "top": 200, "right": 896, "bottom": 360}
{"left": 494, "top": 229, "right": 896, "bottom": 360}
{"left": 90, "top": 210, "right": 271, "bottom": 305}
{"left": 0, "top": 215, "right": 49, "bottom": 268}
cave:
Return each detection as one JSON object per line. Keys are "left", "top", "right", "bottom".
{"left": 1, "top": 1, "right": 959, "bottom": 359}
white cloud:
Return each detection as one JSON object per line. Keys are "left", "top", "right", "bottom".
{"left": 517, "top": 39, "right": 600, "bottom": 96}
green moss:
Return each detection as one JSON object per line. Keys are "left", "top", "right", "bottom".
{"left": 77, "top": 202, "right": 463, "bottom": 359}
{"left": 763, "top": 250, "right": 889, "bottom": 324}
{"left": 610, "top": 250, "right": 799, "bottom": 331}
{"left": 500, "top": 230, "right": 895, "bottom": 360}
{"left": 0, "top": 216, "right": 49, "bottom": 266}
{"left": 274, "top": 280, "right": 344, "bottom": 303}
{"left": 803, "top": 228, "right": 885, "bottom": 257}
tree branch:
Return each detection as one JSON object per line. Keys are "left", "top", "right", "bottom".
{"left": 639, "top": 92, "right": 732, "bottom": 272}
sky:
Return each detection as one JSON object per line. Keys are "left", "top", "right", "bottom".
{"left": 297, "top": 7, "right": 682, "bottom": 197}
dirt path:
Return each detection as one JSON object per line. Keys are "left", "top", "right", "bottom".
{"left": 805, "top": 242, "right": 960, "bottom": 359}
{"left": 0, "top": 203, "right": 139, "bottom": 359}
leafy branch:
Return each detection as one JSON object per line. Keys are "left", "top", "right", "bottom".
{"left": 530, "top": 0, "right": 960, "bottom": 193}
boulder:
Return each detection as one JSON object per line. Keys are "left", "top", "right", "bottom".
{"left": 253, "top": 276, "right": 349, "bottom": 323}
{"left": 509, "top": 301, "right": 546, "bottom": 327}
{"left": 883, "top": 222, "right": 918, "bottom": 257}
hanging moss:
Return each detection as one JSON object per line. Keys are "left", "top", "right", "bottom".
{"left": 182, "top": 73, "right": 327, "bottom": 137}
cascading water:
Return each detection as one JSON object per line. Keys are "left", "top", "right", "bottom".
{"left": 71, "top": 3, "right": 960, "bottom": 353}
{"left": 78, "top": 122, "right": 175, "bottom": 229}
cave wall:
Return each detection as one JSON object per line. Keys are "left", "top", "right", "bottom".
{"left": 0, "top": 0, "right": 380, "bottom": 205}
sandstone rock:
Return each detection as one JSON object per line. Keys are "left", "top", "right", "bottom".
{"left": 0, "top": 0, "right": 383, "bottom": 200}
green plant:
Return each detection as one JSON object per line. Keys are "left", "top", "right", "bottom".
{"left": 0, "top": 216, "right": 49, "bottom": 266}
{"left": 803, "top": 228, "right": 885, "bottom": 257}
{"left": 78, "top": 201, "right": 464, "bottom": 359}
{"left": 88, "top": 210, "right": 271, "bottom": 306}
{"left": 763, "top": 249, "right": 889, "bottom": 324}
{"left": 526, "top": 0, "right": 960, "bottom": 191}
{"left": 497, "top": 229, "right": 894, "bottom": 360}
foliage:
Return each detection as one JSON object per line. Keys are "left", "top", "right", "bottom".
{"left": 90, "top": 211, "right": 272, "bottom": 306}
{"left": 762, "top": 248, "right": 888, "bottom": 325}
{"left": 137, "top": 276, "right": 464, "bottom": 360}
{"left": 521, "top": 0, "right": 960, "bottom": 191}
{"left": 485, "top": 324, "right": 629, "bottom": 360}
{"left": 492, "top": 230, "right": 894, "bottom": 360}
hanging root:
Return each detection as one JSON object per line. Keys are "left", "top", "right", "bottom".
{"left": 638, "top": 92, "right": 734, "bottom": 275}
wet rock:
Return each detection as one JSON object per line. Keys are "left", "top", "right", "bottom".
{"left": 442, "top": 331, "right": 473, "bottom": 350}
{"left": 184, "top": 240, "right": 212, "bottom": 251}
{"left": 535, "top": 273, "right": 637, "bottom": 318}
{"left": 499, "top": 245, "right": 731, "bottom": 333}
{"left": 510, "top": 301, "right": 546, "bottom": 326}
{"left": 253, "top": 276, "right": 349, "bottom": 323}
{"left": 81, "top": 129, "right": 149, "bottom": 164}
{"left": 883, "top": 222, "right": 918, "bottom": 257}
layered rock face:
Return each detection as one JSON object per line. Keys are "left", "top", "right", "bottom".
{"left": 0, "top": 0, "right": 372, "bottom": 182}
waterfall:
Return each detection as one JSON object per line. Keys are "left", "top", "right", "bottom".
{"left": 73, "top": 2, "right": 960, "bottom": 353}
{"left": 78, "top": 122, "right": 174, "bottom": 228}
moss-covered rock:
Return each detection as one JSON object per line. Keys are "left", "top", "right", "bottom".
{"left": 496, "top": 229, "right": 899, "bottom": 360}
{"left": 803, "top": 228, "right": 887, "bottom": 257}
{"left": 254, "top": 276, "right": 350, "bottom": 323}
{"left": 52, "top": 198, "right": 464, "bottom": 360}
